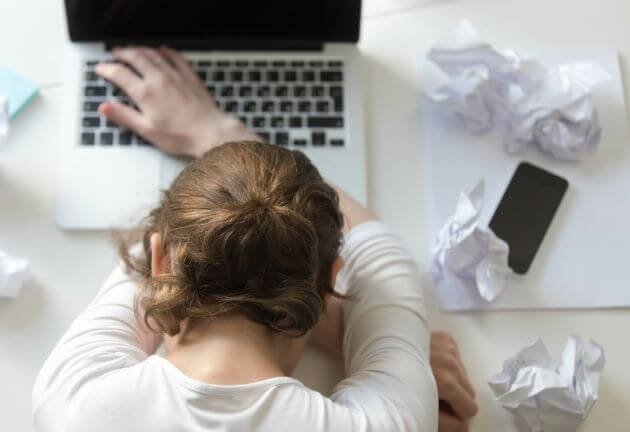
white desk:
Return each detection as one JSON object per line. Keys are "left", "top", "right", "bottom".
{"left": 1, "top": 1, "right": 629, "bottom": 430}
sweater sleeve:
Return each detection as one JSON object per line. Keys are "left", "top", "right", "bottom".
{"left": 330, "top": 221, "right": 438, "bottom": 431}
{"left": 32, "top": 263, "right": 162, "bottom": 431}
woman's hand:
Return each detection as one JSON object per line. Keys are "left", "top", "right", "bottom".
{"left": 94, "top": 46, "right": 259, "bottom": 158}
{"left": 431, "top": 331, "right": 478, "bottom": 432}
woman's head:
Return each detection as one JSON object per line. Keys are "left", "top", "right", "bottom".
{"left": 121, "top": 141, "right": 344, "bottom": 337}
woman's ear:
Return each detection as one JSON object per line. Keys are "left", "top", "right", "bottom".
{"left": 150, "top": 233, "right": 170, "bottom": 277}
{"left": 330, "top": 257, "right": 344, "bottom": 288}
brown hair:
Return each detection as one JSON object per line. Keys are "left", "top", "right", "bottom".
{"left": 119, "top": 141, "right": 344, "bottom": 337}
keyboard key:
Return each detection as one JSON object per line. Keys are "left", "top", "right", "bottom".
{"left": 328, "top": 61, "right": 343, "bottom": 68}
{"left": 220, "top": 86, "right": 234, "bottom": 97}
{"left": 330, "top": 86, "right": 343, "bottom": 97}
{"left": 113, "top": 87, "right": 125, "bottom": 97}
{"left": 235, "top": 60, "right": 249, "bottom": 67}
{"left": 106, "top": 118, "right": 117, "bottom": 128}
{"left": 206, "top": 85, "right": 216, "bottom": 95}
{"left": 100, "top": 132, "right": 114, "bottom": 145}
{"left": 257, "top": 86, "right": 270, "bottom": 97}
{"left": 86, "top": 60, "right": 98, "bottom": 67}
{"left": 302, "top": 71, "right": 315, "bottom": 82}
{"left": 217, "top": 61, "right": 231, "bottom": 67}
{"left": 311, "top": 86, "right": 324, "bottom": 97}
{"left": 85, "top": 71, "right": 98, "bottom": 81}
{"left": 333, "top": 96, "right": 344, "bottom": 112}
{"left": 83, "top": 101, "right": 100, "bottom": 112}
{"left": 293, "top": 139, "right": 307, "bottom": 146}
{"left": 253, "top": 116, "right": 266, "bottom": 128}
{"left": 253, "top": 60, "right": 267, "bottom": 67}
{"left": 249, "top": 70, "right": 261, "bottom": 82}
{"left": 275, "top": 86, "right": 288, "bottom": 97}
{"left": 312, "top": 132, "right": 326, "bottom": 146}
{"left": 198, "top": 61, "right": 212, "bottom": 67}
{"left": 272, "top": 60, "right": 286, "bottom": 67}
{"left": 316, "top": 101, "right": 330, "bottom": 112}
{"left": 321, "top": 71, "right": 343, "bottom": 82}
{"left": 262, "top": 100, "right": 275, "bottom": 112}
{"left": 243, "top": 101, "right": 257, "bottom": 112}
{"left": 119, "top": 132, "right": 132, "bottom": 145}
{"left": 85, "top": 86, "right": 106, "bottom": 97}
{"left": 212, "top": 71, "right": 225, "bottom": 81}
{"left": 280, "top": 101, "right": 293, "bottom": 112}
{"left": 82, "top": 117, "right": 100, "bottom": 127}
{"left": 284, "top": 71, "right": 297, "bottom": 82}
{"left": 308, "top": 116, "right": 343, "bottom": 128}
{"left": 81, "top": 132, "right": 95, "bottom": 145}
{"left": 267, "top": 71, "right": 279, "bottom": 82}
{"left": 271, "top": 117, "right": 284, "bottom": 128}
{"left": 330, "top": 139, "right": 344, "bottom": 146}
{"left": 197, "top": 70, "right": 207, "bottom": 81}
{"left": 309, "top": 61, "right": 323, "bottom": 67}
{"left": 225, "top": 100, "right": 238, "bottom": 112}
{"left": 289, "top": 116, "right": 302, "bottom": 128}
{"left": 239, "top": 116, "right": 248, "bottom": 125}
{"left": 290, "top": 61, "right": 305, "bottom": 67}
{"left": 293, "top": 86, "right": 307, "bottom": 97}
{"left": 239, "top": 86, "right": 252, "bottom": 97}
{"left": 275, "top": 132, "right": 289, "bottom": 146}
{"left": 298, "top": 101, "right": 311, "bottom": 113}
{"left": 230, "top": 71, "right": 243, "bottom": 82}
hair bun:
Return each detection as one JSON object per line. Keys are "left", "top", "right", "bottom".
{"left": 202, "top": 197, "right": 322, "bottom": 334}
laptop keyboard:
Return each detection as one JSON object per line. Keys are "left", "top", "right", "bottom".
{"left": 80, "top": 57, "right": 346, "bottom": 148}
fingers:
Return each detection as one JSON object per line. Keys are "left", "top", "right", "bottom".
{"left": 95, "top": 62, "right": 143, "bottom": 98}
{"left": 112, "top": 47, "right": 161, "bottom": 78}
{"left": 431, "top": 331, "right": 478, "bottom": 419}
{"left": 98, "top": 102, "right": 149, "bottom": 136}
{"left": 139, "top": 47, "right": 182, "bottom": 82}
{"left": 431, "top": 332, "right": 475, "bottom": 397}
{"left": 159, "top": 45, "right": 199, "bottom": 82}
{"left": 434, "top": 369, "right": 478, "bottom": 418}
{"left": 439, "top": 411, "right": 468, "bottom": 432}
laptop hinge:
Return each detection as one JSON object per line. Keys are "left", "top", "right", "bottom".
{"left": 105, "top": 38, "right": 324, "bottom": 52}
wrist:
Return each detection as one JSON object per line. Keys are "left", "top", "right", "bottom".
{"left": 189, "top": 112, "right": 260, "bottom": 158}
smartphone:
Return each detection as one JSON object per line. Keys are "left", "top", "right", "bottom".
{"left": 489, "top": 162, "right": 569, "bottom": 275}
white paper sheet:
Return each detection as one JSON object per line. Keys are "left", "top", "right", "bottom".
{"left": 429, "top": 180, "right": 513, "bottom": 303}
{"left": 421, "top": 48, "right": 630, "bottom": 310}
{"left": 0, "top": 96, "right": 8, "bottom": 146}
{"left": 0, "top": 249, "right": 29, "bottom": 298}
{"left": 488, "top": 336, "right": 605, "bottom": 432}
{"left": 422, "top": 19, "right": 610, "bottom": 161}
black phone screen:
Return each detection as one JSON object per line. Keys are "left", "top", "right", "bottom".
{"left": 489, "top": 162, "right": 568, "bottom": 275}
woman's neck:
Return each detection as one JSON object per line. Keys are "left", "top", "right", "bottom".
{"left": 164, "top": 315, "right": 288, "bottom": 385}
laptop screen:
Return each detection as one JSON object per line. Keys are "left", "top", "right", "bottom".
{"left": 65, "top": 0, "right": 362, "bottom": 45}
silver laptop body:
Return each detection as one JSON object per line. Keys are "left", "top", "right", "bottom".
{"left": 57, "top": 1, "right": 367, "bottom": 230}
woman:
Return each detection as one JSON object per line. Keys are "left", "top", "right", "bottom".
{"left": 33, "top": 47, "right": 477, "bottom": 432}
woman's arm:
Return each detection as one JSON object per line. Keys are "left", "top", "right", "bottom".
{"left": 32, "top": 265, "right": 161, "bottom": 426}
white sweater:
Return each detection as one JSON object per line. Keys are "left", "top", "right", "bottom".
{"left": 32, "top": 221, "right": 438, "bottom": 431}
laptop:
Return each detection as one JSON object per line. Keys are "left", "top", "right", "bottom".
{"left": 56, "top": 0, "right": 367, "bottom": 230}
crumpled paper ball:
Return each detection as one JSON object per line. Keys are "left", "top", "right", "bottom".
{"left": 429, "top": 180, "right": 513, "bottom": 302}
{"left": 422, "top": 19, "right": 610, "bottom": 161}
{"left": 488, "top": 335, "right": 605, "bottom": 432}
{"left": 0, "top": 249, "right": 29, "bottom": 298}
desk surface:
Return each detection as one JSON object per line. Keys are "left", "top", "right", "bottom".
{"left": 1, "top": 1, "right": 629, "bottom": 430}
